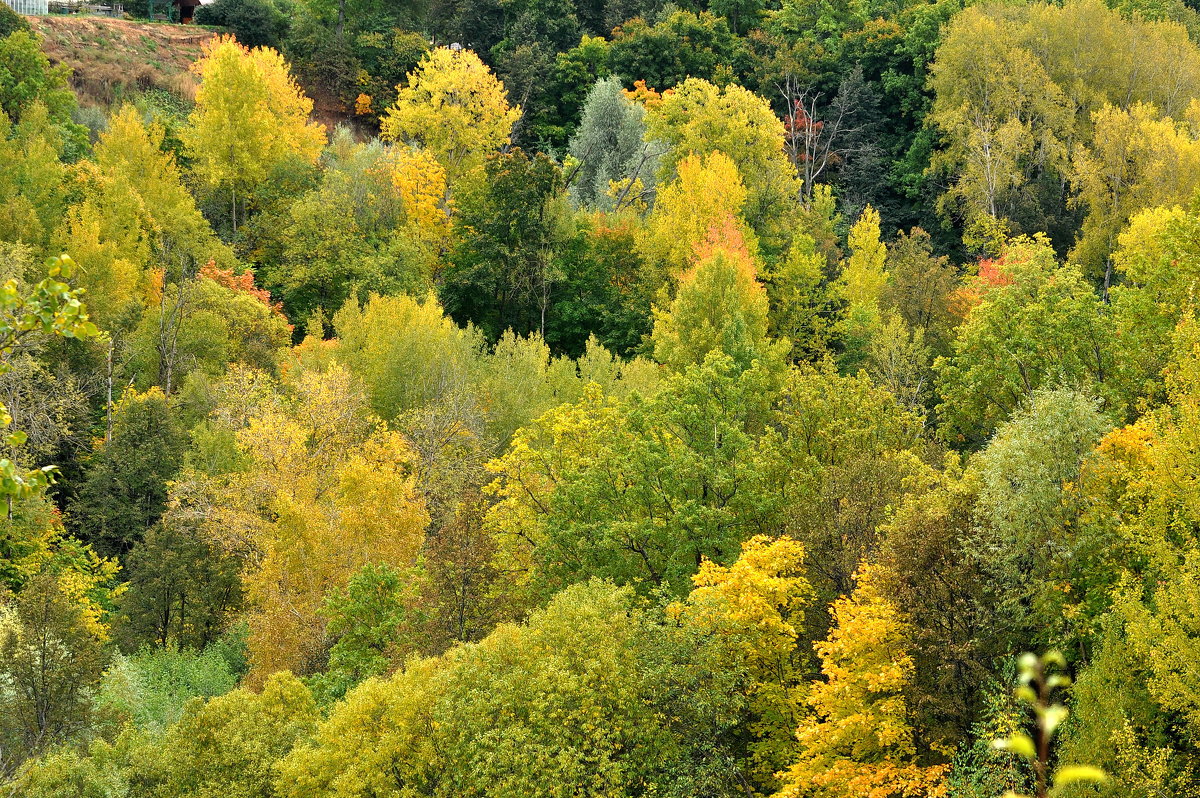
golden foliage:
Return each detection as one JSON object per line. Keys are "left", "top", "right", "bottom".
{"left": 379, "top": 47, "right": 520, "bottom": 189}
{"left": 675, "top": 535, "right": 814, "bottom": 792}
{"left": 776, "top": 567, "right": 949, "bottom": 798}
{"left": 183, "top": 35, "right": 325, "bottom": 194}
{"left": 641, "top": 150, "right": 757, "bottom": 280}
{"left": 180, "top": 365, "right": 428, "bottom": 685}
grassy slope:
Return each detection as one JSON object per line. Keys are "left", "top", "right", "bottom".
{"left": 30, "top": 16, "right": 351, "bottom": 129}
{"left": 30, "top": 16, "right": 215, "bottom": 106}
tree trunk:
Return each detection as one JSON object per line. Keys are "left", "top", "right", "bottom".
{"left": 105, "top": 337, "right": 113, "bottom": 442}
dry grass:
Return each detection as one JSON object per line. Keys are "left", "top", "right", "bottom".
{"left": 30, "top": 16, "right": 214, "bottom": 106}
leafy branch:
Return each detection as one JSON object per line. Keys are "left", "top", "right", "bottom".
{"left": 993, "top": 651, "right": 1107, "bottom": 798}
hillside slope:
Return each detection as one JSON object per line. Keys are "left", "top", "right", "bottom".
{"left": 30, "top": 16, "right": 214, "bottom": 106}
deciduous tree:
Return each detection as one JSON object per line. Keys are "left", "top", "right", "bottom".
{"left": 0, "top": 571, "right": 109, "bottom": 779}
{"left": 650, "top": 219, "right": 787, "bottom": 374}
{"left": 380, "top": 46, "right": 520, "bottom": 192}
{"left": 645, "top": 77, "right": 798, "bottom": 252}
{"left": 776, "top": 567, "right": 950, "bottom": 798}
{"left": 933, "top": 237, "right": 1113, "bottom": 444}
{"left": 183, "top": 35, "right": 325, "bottom": 232}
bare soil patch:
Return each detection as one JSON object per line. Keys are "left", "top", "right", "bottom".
{"left": 30, "top": 16, "right": 215, "bottom": 105}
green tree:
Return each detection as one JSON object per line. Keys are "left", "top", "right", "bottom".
{"left": 311, "top": 562, "right": 427, "bottom": 702}
{"left": 0, "top": 3, "right": 30, "bottom": 37}
{"left": 879, "top": 227, "right": 960, "bottom": 357}
{"left": 970, "top": 388, "right": 1112, "bottom": 652}
{"left": 874, "top": 459, "right": 995, "bottom": 744}
{"left": 332, "top": 292, "right": 484, "bottom": 423}
{"left": 0, "top": 571, "right": 109, "bottom": 779}
{"left": 933, "top": 237, "right": 1113, "bottom": 444}
{"left": 95, "top": 643, "right": 241, "bottom": 733}
{"left": 608, "top": 10, "right": 747, "bottom": 93}
{"left": 752, "top": 363, "right": 930, "bottom": 602}
{"left": 1056, "top": 628, "right": 1191, "bottom": 798}
{"left": 256, "top": 187, "right": 376, "bottom": 322}
{"left": 194, "top": 0, "right": 290, "bottom": 49}
{"left": 0, "top": 30, "right": 84, "bottom": 152}
{"left": 547, "top": 215, "right": 655, "bottom": 357}
{"left": 256, "top": 131, "right": 439, "bottom": 323}
{"left": 0, "top": 106, "right": 70, "bottom": 250}
{"left": 442, "top": 148, "right": 569, "bottom": 341}
{"left": 70, "top": 388, "right": 186, "bottom": 557}
{"left": 140, "top": 671, "right": 318, "bottom": 798}
{"left": 763, "top": 232, "right": 835, "bottom": 361}
{"left": 521, "top": 35, "right": 610, "bottom": 146}
{"left": 567, "top": 75, "right": 658, "bottom": 211}
{"left": 650, "top": 244, "right": 788, "bottom": 374}
{"left": 279, "top": 581, "right": 711, "bottom": 798}
{"left": 127, "top": 264, "right": 292, "bottom": 393}
{"left": 487, "top": 354, "right": 782, "bottom": 602}
{"left": 117, "top": 517, "right": 243, "bottom": 650}
{"left": 946, "top": 672, "right": 1035, "bottom": 798}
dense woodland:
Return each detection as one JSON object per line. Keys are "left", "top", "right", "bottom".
{"left": 5, "top": 0, "right": 1200, "bottom": 793}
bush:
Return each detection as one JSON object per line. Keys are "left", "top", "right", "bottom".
{"left": 0, "top": 3, "right": 30, "bottom": 39}
{"left": 71, "top": 104, "right": 108, "bottom": 144}
{"left": 95, "top": 643, "right": 240, "bottom": 733}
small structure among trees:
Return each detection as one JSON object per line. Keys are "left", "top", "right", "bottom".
{"left": 173, "top": 0, "right": 203, "bottom": 22}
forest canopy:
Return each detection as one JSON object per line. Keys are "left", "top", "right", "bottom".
{"left": 4, "top": 0, "right": 1200, "bottom": 795}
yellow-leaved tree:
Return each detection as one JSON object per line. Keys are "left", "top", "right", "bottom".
{"left": 836, "top": 205, "right": 888, "bottom": 372}
{"left": 1070, "top": 101, "right": 1200, "bottom": 278}
{"left": 177, "top": 365, "right": 428, "bottom": 685}
{"left": 387, "top": 146, "right": 451, "bottom": 260}
{"left": 182, "top": 35, "right": 326, "bottom": 232}
{"left": 93, "top": 106, "right": 233, "bottom": 265}
{"left": 380, "top": 47, "right": 520, "bottom": 193}
{"left": 640, "top": 150, "right": 758, "bottom": 281}
{"left": 58, "top": 105, "right": 235, "bottom": 326}
{"left": 776, "top": 567, "right": 949, "bottom": 798}
{"left": 644, "top": 77, "right": 799, "bottom": 253}
{"left": 674, "top": 535, "right": 814, "bottom": 795}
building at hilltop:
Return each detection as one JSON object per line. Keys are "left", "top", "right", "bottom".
{"left": 2, "top": 0, "right": 49, "bottom": 14}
